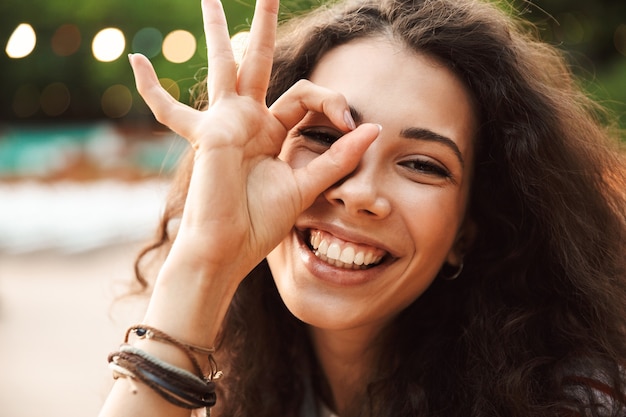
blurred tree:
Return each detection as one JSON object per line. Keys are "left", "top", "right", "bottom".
{"left": 0, "top": 0, "right": 255, "bottom": 123}
{"left": 517, "top": 0, "right": 626, "bottom": 126}
{"left": 0, "top": 0, "right": 624, "bottom": 127}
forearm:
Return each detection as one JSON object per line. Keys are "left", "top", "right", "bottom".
{"left": 99, "top": 253, "right": 240, "bottom": 417}
{"left": 143, "top": 251, "right": 240, "bottom": 346}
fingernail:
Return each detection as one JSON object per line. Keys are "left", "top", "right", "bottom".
{"left": 127, "top": 53, "right": 134, "bottom": 63}
{"left": 344, "top": 110, "right": 356, "bottom": 130}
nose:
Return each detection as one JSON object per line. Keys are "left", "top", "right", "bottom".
{"left": 323, "top": 161, "right": 391, "bottom": 219}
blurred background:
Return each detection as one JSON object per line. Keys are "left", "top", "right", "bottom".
{"left": 0, "top": 0, "right": 624, "bottom": 416}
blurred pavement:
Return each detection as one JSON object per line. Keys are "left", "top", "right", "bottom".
{"left": 0, "top": 244, "right": 149, "bottom": 416}
{"left": 0, "top": 180, "right": 166, "bottom": 416}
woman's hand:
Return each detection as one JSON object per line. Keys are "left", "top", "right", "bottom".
{"left": 129, "top": 0, "right": 380, "bottom": 283}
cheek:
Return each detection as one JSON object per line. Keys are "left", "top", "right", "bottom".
{"left": 401, "top": 189, "right": 467, "bottom": 245}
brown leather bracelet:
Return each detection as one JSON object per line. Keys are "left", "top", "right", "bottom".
{"left": 125, "top": 324, "right": 214, "bottom": 378}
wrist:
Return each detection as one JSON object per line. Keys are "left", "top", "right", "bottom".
{"left": 141, "top": 254, "right": 241, "bottom": 350}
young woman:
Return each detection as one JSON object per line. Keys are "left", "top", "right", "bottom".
{"left": 100, "top": 0, "right": 626, "bottom": 416}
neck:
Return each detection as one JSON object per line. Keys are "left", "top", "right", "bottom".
{"left": 308, "top": 323, "right": 387, "bottom": 416}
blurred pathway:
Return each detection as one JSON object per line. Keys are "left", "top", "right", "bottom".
{"left": 0, "top": 244, "right": 148, "bottom": 417}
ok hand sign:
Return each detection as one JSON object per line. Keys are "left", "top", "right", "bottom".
{"left": 129, "top": 0, "right": 380, "bottom": 282}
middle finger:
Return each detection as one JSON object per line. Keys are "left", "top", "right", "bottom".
{"left": 237, "top": 0, "right": 280, "bottom": 101}
{"left": 202, "top": 0, "right": 237, "bottom": 102}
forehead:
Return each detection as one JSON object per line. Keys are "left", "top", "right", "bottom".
{"left": 308, "top": 37, "right": 477, "bottom": 159}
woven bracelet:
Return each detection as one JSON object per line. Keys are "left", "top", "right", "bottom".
{"left": 119, "top": 345, "right": 211, "bottom": 390}
{"left": 114, "top": 355, "right": 208, "bottom": 409}
{"left": 109, "top": 348, "right": 216, "bottom": 409}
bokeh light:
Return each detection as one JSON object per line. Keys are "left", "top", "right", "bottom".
{"left": 51, "top": 24, "right": 82, "bottom": 57}
{"left": 230, "top": 31, "right": 249, "bottom": 64}
{"left": 159, "top": 78, "right": 181, "bottom": 101}
{"left": 40, "top": 82, "right": 71, "bottom": 116}
{"left": 12, "top": 84, "right": 40, "bottom": 118}
{"left": 132, "top": 27, "right": 163, "bottom": 58}
{"left": 101, "top": 84, "right": 133, "bottom": 118}
{"left": 6, "top": 23, "right": 37, "bottom": 59}
{"left": 92, "top": 27, "right": 126, "bottom": 62}
{"left": 162, "top": 30, "right": 196, "bottom": 63}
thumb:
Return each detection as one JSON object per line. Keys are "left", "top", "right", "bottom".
{"left": 293, "top": 123, "right": 381, "bottom": 209}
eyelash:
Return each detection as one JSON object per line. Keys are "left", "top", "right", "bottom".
{"left": 399, "top": 159, "right": 452, "bottom": 179}
{"left": 299, "top": 128, "right": 452, "bottom": 180}
{"left": 298, "top": 128, "right": 341, "bottom": 147}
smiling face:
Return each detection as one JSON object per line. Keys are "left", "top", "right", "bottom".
{"left": 267, "top": 37, "right": 477, "bottom": 333}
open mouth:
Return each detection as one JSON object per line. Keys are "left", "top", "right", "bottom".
{"left": 302, "top": 229, "right": 388, "bottom": 270}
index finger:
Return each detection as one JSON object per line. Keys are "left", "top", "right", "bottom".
{"left": 269, "top": 80, "right": 357, "bottom": 133}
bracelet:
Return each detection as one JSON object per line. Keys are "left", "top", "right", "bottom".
{"left": 119, "top": 345, "right": 210, "bottom": 389}
{"left": 108, "top": 347, "right": 217, "bottom": 410}
{"left": 125, "top": 324, "right": 218, "bottom": 379}
{"left": 126, "top": 324, "right": 216, "bottom": 356}
{"left": 110, "top": 325, "right": 222, "bottom": 415}
{"left": 108, "top": 361, "right": 139, "bottom": 394}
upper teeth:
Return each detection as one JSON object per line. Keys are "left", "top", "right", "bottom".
{"left": 310, "top": 230, "right": 384, "bottom": 269}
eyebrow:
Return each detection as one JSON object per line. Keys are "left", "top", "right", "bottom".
{"left": 400, "top": 127, "right": 465, "bottom": 167}
{"left": 348, "top": 105, "right": 464, "bottom": 168}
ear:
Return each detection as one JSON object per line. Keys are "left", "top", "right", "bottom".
{"left": 445, "top": 218, "right": 476, "bottom": 266}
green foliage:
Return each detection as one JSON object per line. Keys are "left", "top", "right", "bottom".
{"left": 0, "top": 0, "right": 624, "bottom": 128}
{"left": 0, "top": 0, "right": 255, "bottom": 121}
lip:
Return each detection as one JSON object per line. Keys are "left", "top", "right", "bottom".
{"left": 293, "top": 223, "right": 396, "bottom": 287}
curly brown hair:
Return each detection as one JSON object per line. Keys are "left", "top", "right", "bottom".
{"left": 135, "top": 0, "right": 626, "bottom": 415}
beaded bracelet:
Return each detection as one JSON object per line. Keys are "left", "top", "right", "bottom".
{"left": 125, "top": 324, "right": 221, "bottom": 379}
{"left": 126, "top": 324, "right": 215, "bottom": 355}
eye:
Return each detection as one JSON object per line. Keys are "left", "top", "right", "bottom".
{"left": 399, "top": 158, "right": 452, "bottom": 179}
{"left": 298, "top": 127, "right": 342, "bottom": 147}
